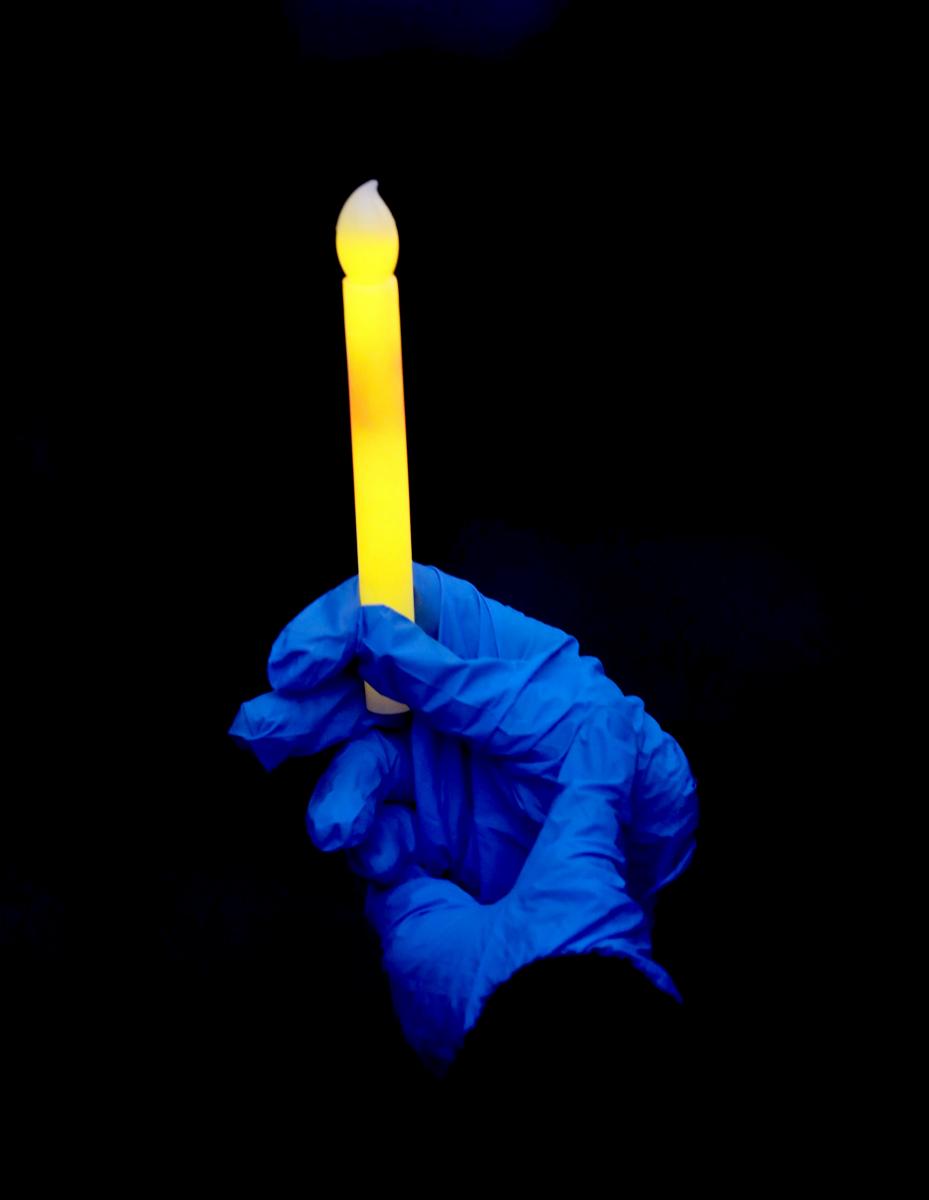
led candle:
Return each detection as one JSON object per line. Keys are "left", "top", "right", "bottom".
{"left": 336, "top": 180, "right": 414, "bottom": 714}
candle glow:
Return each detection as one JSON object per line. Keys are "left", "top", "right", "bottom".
{"left": 337, "top": 180, "right": 414, "bottom": 714}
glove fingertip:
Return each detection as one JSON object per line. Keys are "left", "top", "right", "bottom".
{"left": 306, "top": 788, "right": 377, "bottom": 852}
{"left": 227, "top": 706, "right": 287, "bottom": 771}
{"left": 227, "top": 703, "right": 254, "bottom": 740}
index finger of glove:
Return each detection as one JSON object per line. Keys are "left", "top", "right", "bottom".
{"left": 266, "top": 574, "right": 361, "bottom": 694}
{"left": 227, "top": 675, "right": 406, "bottom": 770}
{"left": 266, "top": 564, "right": 584, "bottom": 696}
{"left": 357, "top": 604, "right": 585, "bottom": 764}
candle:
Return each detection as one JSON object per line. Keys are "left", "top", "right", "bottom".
{"left": 336, "top": 180, "right": 414, "bottom": 714}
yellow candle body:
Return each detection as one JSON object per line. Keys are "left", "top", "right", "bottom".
{"left": 340, "top": 190, "right": 414, "bottom": 715}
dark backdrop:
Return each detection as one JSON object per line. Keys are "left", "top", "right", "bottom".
{"left": 7, "top": 0, "right": 870, "bottom": 1162}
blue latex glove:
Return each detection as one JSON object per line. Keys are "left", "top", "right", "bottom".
{"left": 228, "top": 563, "right": 698, "bottom": 1076}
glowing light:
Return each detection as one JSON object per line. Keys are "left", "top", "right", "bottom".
{"left": 337, "top": 180, "right": 414, "bottom": 714}
{"left": 336, "top": 179, "right": 400, "bottom": 281}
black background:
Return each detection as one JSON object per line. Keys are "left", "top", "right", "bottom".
{"left": 6, "top": 0, "right": 877, "bottom": 1164}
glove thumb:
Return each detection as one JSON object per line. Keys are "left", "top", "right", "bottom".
{"left": 363, "top": 873, "right": 491, "bottom": 1077}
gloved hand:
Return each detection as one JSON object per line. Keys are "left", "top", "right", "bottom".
{"left": 228, "top": 562, "right": 698, "bottom": 1076}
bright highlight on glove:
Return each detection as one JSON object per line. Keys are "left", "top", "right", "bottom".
{"left": 336, "top": 180, "right": 414, "bottom": 715}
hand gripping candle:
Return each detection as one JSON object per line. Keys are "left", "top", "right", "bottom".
{"left": 336, "top": 180, "right": 414, "bottom": 714}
